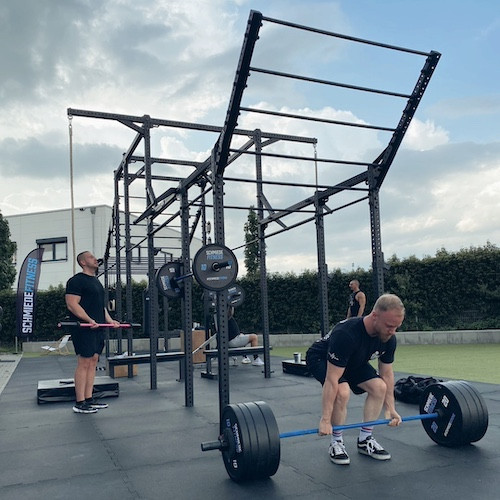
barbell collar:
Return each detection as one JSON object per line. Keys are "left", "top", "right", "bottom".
{"left": 201, "top": 439, "right": 227, "bottom": 452}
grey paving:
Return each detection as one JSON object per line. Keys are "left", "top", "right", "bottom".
{"left": 0, "top": 354, "right": 498, "bottom": 499}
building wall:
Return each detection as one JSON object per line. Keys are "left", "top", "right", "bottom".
{"left": 6, "top": 205, "right": 203, "bottom": 290}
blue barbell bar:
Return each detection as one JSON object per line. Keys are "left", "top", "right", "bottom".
{"left": 279, "top": 412, "right": 439, "bottom": 439}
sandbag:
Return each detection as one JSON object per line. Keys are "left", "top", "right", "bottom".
{"left": 394, "top": 375, "right": 443, "bottom": 404}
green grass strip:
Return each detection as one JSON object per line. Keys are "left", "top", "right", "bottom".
{"left": 271, "top": 344, "right": 500, "bottom": 384}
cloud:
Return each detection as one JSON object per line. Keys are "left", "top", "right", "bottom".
{"left": 0, "top": 135, "right": 123, "bottom": 178}
{"left": 402, "top": 119, "right": 449, "bottom": 151}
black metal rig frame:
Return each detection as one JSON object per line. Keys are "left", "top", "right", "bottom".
{"left": 67, "top": 10, "right": 440, "bottom": 420}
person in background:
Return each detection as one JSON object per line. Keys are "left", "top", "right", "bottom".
{"left": 346, "top": 279, "right": 366, "bottom": 318}
{"left": 228, "top": 306, "right": 264, "bottom": 366}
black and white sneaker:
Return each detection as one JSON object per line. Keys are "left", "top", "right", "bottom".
{"left": 357, "top": 436, "right": 391, "bottom": 460}
{"left": 88, "top": 398, "right": 109, "bottom": 409}
{"left": 329, "top": 441, "right": 350, "bottom": 465}
{"left": 73, "top": 401, "right": 98, "bottom": 414}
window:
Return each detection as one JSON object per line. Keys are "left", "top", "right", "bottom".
{"left": 36, "top": 237, "right": 68, "bottom": 262}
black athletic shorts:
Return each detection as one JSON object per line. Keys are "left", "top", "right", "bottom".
{"left": 70, "top": 327, "right": 105, "bottom": 358}
{"left": 305, "top": 351, "right": 379, "bottom": 395}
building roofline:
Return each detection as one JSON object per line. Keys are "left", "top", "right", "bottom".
{"left": 5, "top": 205, "right": 113, "bottom": 218}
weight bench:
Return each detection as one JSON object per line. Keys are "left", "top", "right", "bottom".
{"left": 106, "top": 352, "right": 185, "bottom": 379}
{"left": 201, "top": 346, "right": 271, "bottom": 379}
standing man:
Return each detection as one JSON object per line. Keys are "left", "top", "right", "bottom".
{"left": 346, "top": 279, "right": 366, "bottom": 318}
{"left": 306, "top": 294, "right": 405, "bottom": 465}
{"left": 66, "top": 251, "right": 120, "bottom": 414}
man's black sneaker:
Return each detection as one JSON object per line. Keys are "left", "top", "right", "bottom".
{"left": 73, "top": 401, "right": 98, "bottom": 414}
{"left": 88, "top": 398, "right": 109, "bottom": 409}
{"left": 357, "top": 436, "right": 391, "bottom": 460}
{"left": 329, "top": 441, "right": 350, "bottom": 465}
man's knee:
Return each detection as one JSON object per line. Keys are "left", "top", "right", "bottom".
{"left": 335, "top": 382, "right": 351, "bottom": 406}
{"left": 360, "top": 377, "right": 387, "bottom": 398}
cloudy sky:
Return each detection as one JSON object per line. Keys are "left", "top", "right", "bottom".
{"left": 1, "top": 0, "right": 499, "bottom": 275}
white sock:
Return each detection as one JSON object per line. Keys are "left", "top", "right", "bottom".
{"left": 359, "top": 426, "right": 373, "bottom": 442}
{"left": 331, "top": 430, "right": 343, "bottom": 444}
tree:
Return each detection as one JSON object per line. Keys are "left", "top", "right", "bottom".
{"left": 0, "top": 212, "right": 17, "bottom": 291}
{"left": 243, "top": 207, "right": 260, "bottom": 276}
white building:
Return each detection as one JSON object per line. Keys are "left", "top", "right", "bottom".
{"left": 6, "top": 205, "right": 203, "bottom": 290}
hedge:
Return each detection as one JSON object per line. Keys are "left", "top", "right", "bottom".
{"left": 0, "top": 245, "right": 498, "bottom": 345}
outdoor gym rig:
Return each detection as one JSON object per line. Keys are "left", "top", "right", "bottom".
{"left": 201, "top": 380, "right": 489, "bottom": 482}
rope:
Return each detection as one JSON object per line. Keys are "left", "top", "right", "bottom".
{"left": 68, "top": 116, "right": 76, "bottom": 275}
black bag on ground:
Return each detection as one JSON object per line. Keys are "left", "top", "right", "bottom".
{"left": 394, "top": 376, "right": 443, "bottom": 404}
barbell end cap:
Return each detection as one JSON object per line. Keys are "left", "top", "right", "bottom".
{"left": 201, "top": 439, "right": 227, "bottom": 452}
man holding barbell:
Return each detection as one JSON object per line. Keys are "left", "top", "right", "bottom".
{"left": 66, "top": 251, "right": 120, "bottom": 414}
{"left": 306, "top": 293, "right": 405, "bottom": 465}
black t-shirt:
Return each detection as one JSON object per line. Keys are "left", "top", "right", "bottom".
{"left": 348, "top": 290, "right": 361, "bottom": 316}
{"left": 228, "top": 317, "right": 240, "bottom": 341}
{"left": 65, "top": 272, "right": 106, "bottom": 323}
{"left": 307, "top": 317, "right": 396, "bottom": 372}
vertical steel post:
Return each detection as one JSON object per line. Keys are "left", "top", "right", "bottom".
{"left": 368, "top": 166, "right": 385, "bottom": 298}
{"left": 113, "top": 174, "right": 123, "bottom": 353}
{"left": 212, "top": 153, "right": 230, "bottom": 421}
{"left": 143, "top": 117, "right": 158, "bottom": 390}
{"left": 315, "top": 194, "right": 330, "bottom": 336}
{"left": 254, "top": 130, "right": 271, "bottom": 377}
{"left": 123, "top": 160, "right": 134, "bottom": 375}
{"left": 180, "top": 189, "right": 194, "bottom": 407}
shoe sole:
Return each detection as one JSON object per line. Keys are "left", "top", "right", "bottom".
{"left": 90, "top": 405, "right": 108, "bottom": 409}
{"left": 330, "top": 456, "right": 350, "bottom": 465}
{"left": 73, "top": 407, "right": 98, "bottom": 414}
{"left": 357, "top": 449, "right": 391, "bottom": 460}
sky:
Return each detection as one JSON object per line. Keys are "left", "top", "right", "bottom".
{"left": 1, "top": 0, "right": 499, "bottom": 276}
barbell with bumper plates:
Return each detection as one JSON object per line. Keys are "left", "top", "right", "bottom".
{"left": 156, "top": 243, "right": 238, "bottom": 299}
{"left": 201, "top": 380, "right": 488, "bottom": 482}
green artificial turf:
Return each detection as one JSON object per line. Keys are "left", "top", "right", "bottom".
{"left": 271, "top": 344, "right": 500, "bottom": 384}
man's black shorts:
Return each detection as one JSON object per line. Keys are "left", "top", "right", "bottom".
{"left": 70, "top": 327, "right": 105, "bottom": 358}
{"left": 305, "top": 352, "right": 379, "bottom": 395}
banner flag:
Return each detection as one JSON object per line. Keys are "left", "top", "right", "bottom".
{"left": 16, "top": 248, "right": 44, "bottom": 338}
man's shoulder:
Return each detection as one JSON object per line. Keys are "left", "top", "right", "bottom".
{"left": 66, "top": 272, "right": 97, "bottom": 291}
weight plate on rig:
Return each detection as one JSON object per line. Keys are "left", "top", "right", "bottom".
{"left": 192, "top": 244, "right": 238, "bottom": 292}
{"left": 227, "top": 284, "right": 245, "bottom": 307}
{"left": 155, "top": 261, "right": 184, "bottom": 299}
{"left": 419, "top": 380, "right": 488, "bottom": 447}
{"left": 209, "top": 284, "right": 246, "bottom": 307}
{"left": 220, "top": 401, "right": 280, "bottom": 482}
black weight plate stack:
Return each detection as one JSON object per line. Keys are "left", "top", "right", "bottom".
{"left": 451, "top": 381, "right": 488, "bottom": 443}
{"left": 419, "top": 380, "right": 488, "bottom": 447}
{"left": 221, "top": 401, "right": 280, "bottom": 482}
